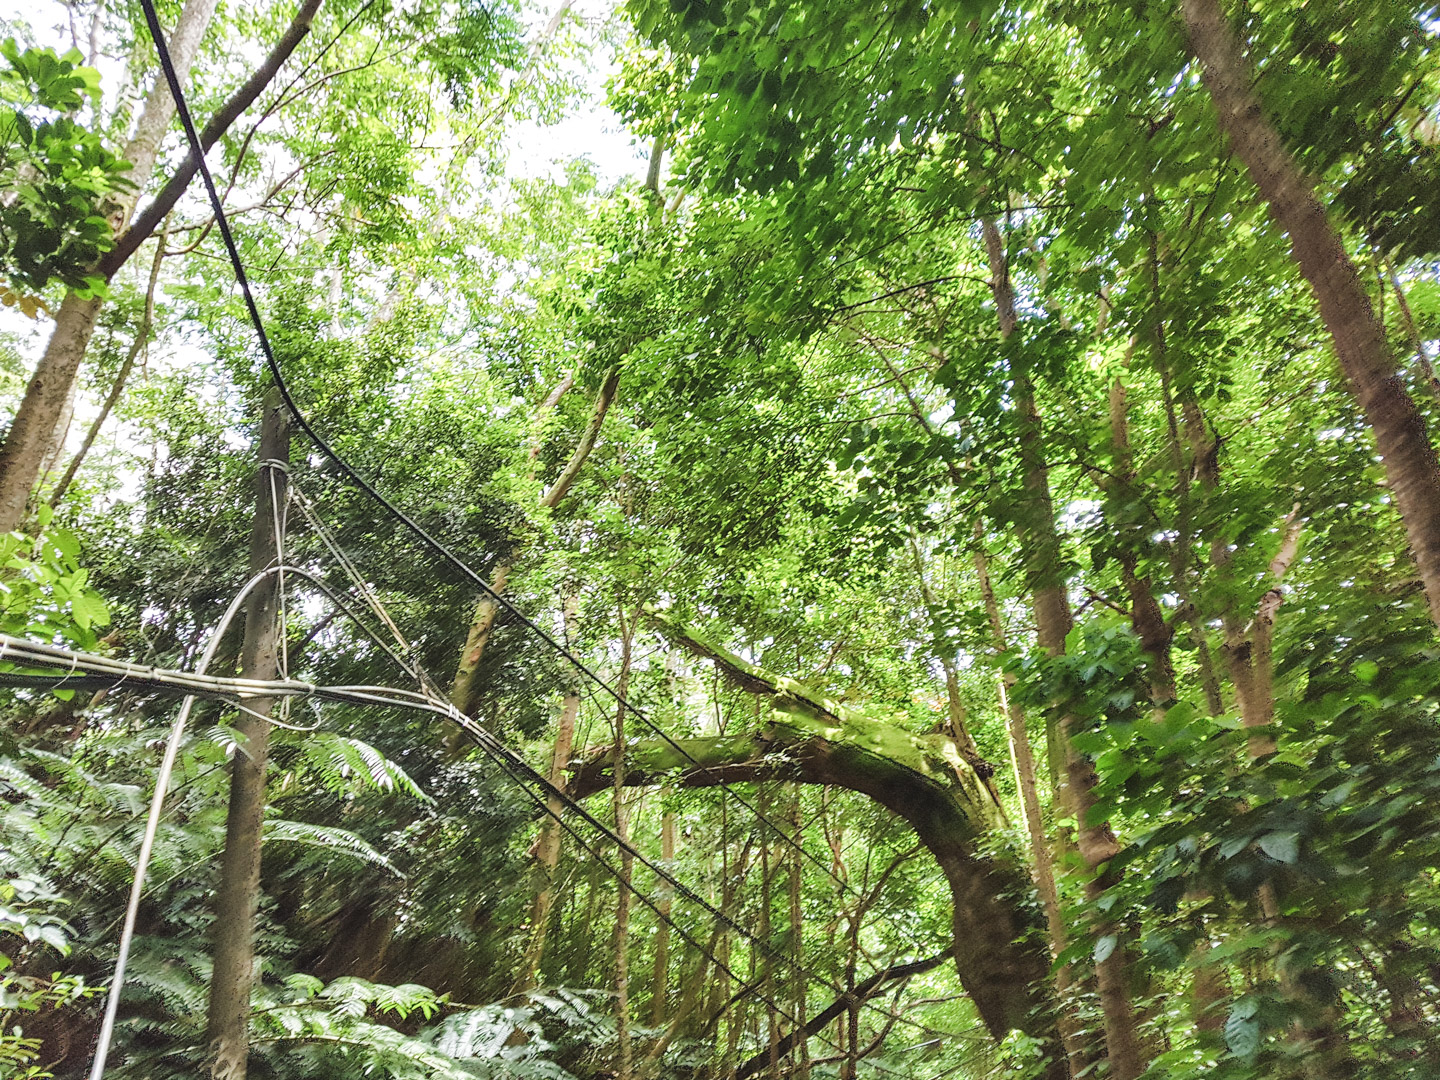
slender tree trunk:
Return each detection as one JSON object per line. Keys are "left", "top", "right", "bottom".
{"left": 759, "top": 790, "right": 780, "bottom": 1079}
{"left": 788, "top": 789, "right": 810, "bottom": 1080}
{"left": 1245, "top": 508, "right": 1304, "bottom": 757}
{"left": 49, "top": 224, "right": 167, "bottom": 507}
{"left": 983, "top": 216, "right": 1148, "bottom": 1080}
{"left": 611, "top": 610, "right": 636, "bottom": 1080}
{"left": 1385, "top": 260, "right": 1440, "bottom": 405}
{"left": 648, "top": 806, "right": 676, "bottom": 1025}
{"left": 206, "top": 386, "right": 290, "bottom": 1080}
{"left": 1158, "top": 372, "right": 1226, "bottom": 716}
{"left": 1184, "top": 0, "right": 1440, "bottom": 631}
{"left": 645, "top": 921, "right": 720, "bottom": 1063}
{"left": 841, "top": 898, "right": 860, "bottom": 1080}
{"left": 1108, "top": 375, "right": 1177, "bottom": 701}
{"left": 449, "top": 366, "right": 619, "bottom": 717}
{"left": 516, "top": 595, "right": 582, "bottom": 992}
{"left": 973, "top": 538, "right": 1084, "bottom": 1080}
{"left": 906, "top": 537, "right": 1005, "bottom": 808}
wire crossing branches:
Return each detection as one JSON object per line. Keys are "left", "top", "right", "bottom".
{"left": 570, "top": 616, "right": 1059, "bottom": 1059}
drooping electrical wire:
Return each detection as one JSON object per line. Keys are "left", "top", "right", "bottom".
{"left": 263, "top": 490, "right": 974, "bottom": 1057}
{"left": 2, "top": 632, "right": 923, "bottom": 1080}
{"left": 114, "top": 6, "right": 1001, "bottom": 1072}
{"left": 130, "top": 0, "right": 872, "bottom": 903}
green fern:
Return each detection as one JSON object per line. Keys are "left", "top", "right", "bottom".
{"left": 263, "top": 819, "right": 402, "bottom": 875}
{"left": 299, "top": 732, "right": 431, "bottom": 802}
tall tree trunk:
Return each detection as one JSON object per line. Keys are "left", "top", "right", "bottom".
{"left": 983, "top": 216, "right": 1148, "bottom": 1080}
{"left": 49, "top": 223, "right": 168, "bottom": 508}
{"left": 1156, "top": 344, "right": 1226, "bottom": 716}
{"left": 759, "top": 789, "right": 781, "bottom": 1079}
{"left": 1184, "top": 0, "right": 1440, "bottom": 632}
{"left": 787, "top": 789, "right": 811, "bottom": 1080}
{"left": 516, "top": 593, "right": 582, "bottom": 992}
{"left": 449, "top": 366, "right": 619, "bottom": 718}
{"left": 206, "top": 386, "right": 290, "bottom": 1080}
{"left": 973, "top": 538, "right": 1085, "bottom": 1080}
{"left": 906, "top": 537, "right": 1005, "bottom": 809}
{"left": 1107, "top": 375, "right": 1176, "bottom": 701}
{"left": 648, "top": 806, "right": 676, "bottom": 1025}
{"left": 0, "top": 0, "right": 326, "bottom": 531}
{"left": 611, "top": 610, "right": 637, "bottom": 1080}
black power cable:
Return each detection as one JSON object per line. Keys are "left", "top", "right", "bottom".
{"left": 133, "top": 0, "right": 864, "bottom": 906}
{"left": 129, "top": 6, "right": 985, "bottom": 1073}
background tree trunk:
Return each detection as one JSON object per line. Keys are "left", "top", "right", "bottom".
{"left": 610, "top": 610, "right": 636, "bottom": 1080}
{"left": 515, "top": 593, "right": 582, "bottom": 993}
{"left": 983, "top": 215, "right": 1148, "bottom": 1080}
{"left": 648, "top": 806, "right": 676, "bottom": 1025}
{"left": 449, "top": 366, "right": 618, "bottom": 717}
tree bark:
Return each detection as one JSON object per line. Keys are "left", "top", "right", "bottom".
{"left": 515, "top": 594, "right": 582, "bottom": 992}
{"left": 571, "top": 618, "right": 1063, "bottom": 1073}
{"left": 983, "top": 216, "right": 1148, "bottom": 1080}
{"left": 1184, "top": 0, "right": 1440, "bottom": 632}
{"left": 0, "top": 0, "right": 327, "bottom": 531}
{"left": 648, "top": 806, "right": 676, "bottom": 1025}
{"left": 759, "top": 787, "right": 781, "bottom": 1079}
{"left": 49, "top": 224, "right": 167, "bottom": 508}
{"left": 611, "top": 610, "right": 636, "bottom": 1080}
{"left": 206, "top": 386, "right": 290, "bottom": 1080}
{"left": 1107, "top": 375, "right": 1177, "bottom": 702}
{"left": 448, "top": 366, "right": 618, "bottom": 718}
{"left": 787, "top": 789, "right": 810, "bottom": 1080}
{"left": 973, "top": 537, "right": 1086, "bottom": 1080}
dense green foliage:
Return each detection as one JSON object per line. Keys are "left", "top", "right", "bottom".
{"left": 0, "top": 40, "right": 130, "bottom": 299}
{"left": 1, "top": 0, "right": 1440, "bottom": 1078}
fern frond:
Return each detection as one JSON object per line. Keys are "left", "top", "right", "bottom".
{"left": 0, "top": 759, "right": 49, "bottom": 801}
{"left": 301, "top": 733, "right": 430, "bottom": 801}
{"left": 263, "top": 819, "right": 401, "bottom": 876}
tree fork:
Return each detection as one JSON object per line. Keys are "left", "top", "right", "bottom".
{"left": 0, "top": 0, "right": 322, "bottom": 532}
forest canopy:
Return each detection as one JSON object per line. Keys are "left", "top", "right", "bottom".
{"left": 1, "top": 0, "right": 1440, "bottom": 1079}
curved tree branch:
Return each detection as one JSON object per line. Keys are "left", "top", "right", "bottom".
{"left": 567, "top": 614, "right": 1061, "bottom": 1073}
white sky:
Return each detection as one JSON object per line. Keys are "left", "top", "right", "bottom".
{"left": 506, "top": 0, "right": 648, "bottom": 186}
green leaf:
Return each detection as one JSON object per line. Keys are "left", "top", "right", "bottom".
{"left": 1258, "top": 831, "right": 1300, "bottom": 864}
{"left": 1093, "top": 934, "right": 1118, "bottom": 963}
{"left": 1224, "top": 997, "right": 1262, "bottom": 1061}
